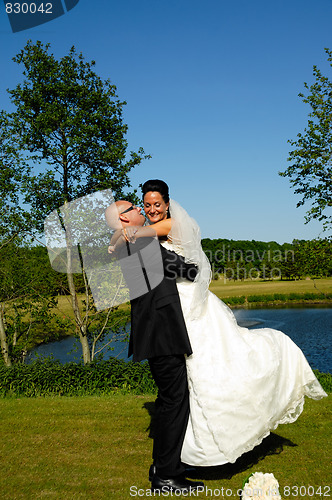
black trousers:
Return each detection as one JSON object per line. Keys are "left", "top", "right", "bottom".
{"left": 148, "top": 354, "right": 189, "bottom": 478}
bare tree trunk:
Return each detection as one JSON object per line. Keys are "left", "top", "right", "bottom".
{"left": 67, "top": 271, "right": 91, "bottom": 364}
{"left": 66, "top": 242, "right": 91, "bottom": 364}
{"left": 12, "top": 305, "right": 18, "bottom": 346}
{"left": 0, "top": 302, "right": 12, "bottom": 367}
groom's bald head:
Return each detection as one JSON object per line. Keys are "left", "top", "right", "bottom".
{"left": 105, "top": 201, "right": 145, "bottom": 229}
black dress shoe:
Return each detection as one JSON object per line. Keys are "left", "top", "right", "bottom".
{"left": 151, "top": 474, "right": 204, "bottom": 492}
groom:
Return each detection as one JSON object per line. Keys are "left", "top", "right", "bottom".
{"left": 105, "top": 201, "right": 204, "bottom": 493}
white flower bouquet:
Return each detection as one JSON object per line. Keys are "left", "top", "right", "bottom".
{"left": 242, "top": 472, "right": 281, "bottom": 499}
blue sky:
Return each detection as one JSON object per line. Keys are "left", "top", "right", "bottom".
{"left": 0, "top": 0, "right": 331, "bottom": 243}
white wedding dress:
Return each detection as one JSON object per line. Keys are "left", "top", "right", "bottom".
{"left": 160, "top": 201, "right": 327, "bottom": 467}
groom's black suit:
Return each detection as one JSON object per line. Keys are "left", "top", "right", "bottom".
{"left": 118, "top": 238, "right": 196, "bottom": 478}
{"left": 129, "top": 244, "right": 195, "bottom": 362}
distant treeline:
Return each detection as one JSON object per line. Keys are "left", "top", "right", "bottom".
{"left": 201, "top": 238, "right": 332, "bottom": 280}
{"left": 0, "top": 243, "right": 85, "bottom": 299}
{"left": 1, "top": 239, "right": 331, "bottom": 299}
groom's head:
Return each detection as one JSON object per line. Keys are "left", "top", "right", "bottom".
{"left": 105, "top": 201, "right": 145, "bottom": 230}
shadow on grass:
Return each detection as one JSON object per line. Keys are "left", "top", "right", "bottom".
{"left": 143, "top": 401, "right": 297, "bottom": 480}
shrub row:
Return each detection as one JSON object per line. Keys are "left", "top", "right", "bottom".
{"left": 224, "top": 292, "right": 332, "bottom": 306}
{"left": 0, "top": 358, "right": 157, "bottom": 397}
{"left": 0, "top": 359, "right": 330, "bottom": 397}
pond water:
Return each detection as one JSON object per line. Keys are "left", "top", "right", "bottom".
{"left": 26, "top": 306, "right": 332, "bottom": 373}
{"left": 234, "top": 306, "right": 331, "bottom": 373}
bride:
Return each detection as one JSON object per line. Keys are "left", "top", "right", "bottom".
{"left": 123, "top": 178, "right": 327, "bottom": 466}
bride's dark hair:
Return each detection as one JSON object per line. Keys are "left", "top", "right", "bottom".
{"left": 142, "top": 179, "right": 170, "bottom": 203}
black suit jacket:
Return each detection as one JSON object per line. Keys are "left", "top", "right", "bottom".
{"left": 118, "top": 240, "right": 196, "bottom": 362}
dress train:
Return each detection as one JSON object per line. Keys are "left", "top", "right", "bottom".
{"left": 173, "top": 278, "right": 327, "bottom": 467}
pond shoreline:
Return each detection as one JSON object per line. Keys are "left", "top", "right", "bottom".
{"left": 27, "top": 299, "right": 332, "bottom": 353}
{"left": 229, "top": 298, "right": 332, "bottom": 309}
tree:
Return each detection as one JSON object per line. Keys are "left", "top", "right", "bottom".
{"left": 0, "top": 111, "right": 32, "bottom": 242}
{"left": 2, "top": 40, "right": 149, "bottom": 363}
{"left": 0, "top": 243, "right": 63, "bottom": 366}
{"left": 293, "top": 238, "right": 332, "bottom": 278}
{"left": 0, "top": 114, "right": 66, "bottom": 366}
{"left": 279, "top": 48, "right": 332, "bottom": 229}
{"left": 0, "top": 112, "right": 34, "bottom": 366}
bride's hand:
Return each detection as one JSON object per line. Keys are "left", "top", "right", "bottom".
{"left": 123, "top": 226, "right": 139, "bottom": 243}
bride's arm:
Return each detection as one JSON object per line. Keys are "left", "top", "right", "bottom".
{"left": 108, "top": 219, "right": 172, "bottom": 252}
{"left": 123, "top": 218, "right": 173, "bottom": 243}
{"left": 137, "top": 219, "right": 172, "bottom": 238}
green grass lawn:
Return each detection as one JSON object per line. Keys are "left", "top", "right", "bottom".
{"left": 209, "top": 277, "right": 332, "bottom": 300}
{"left": 0, "top": 394, "right": 330, "bottom": 499}
{"left": 54, "top": 278, "right": 332, "bottom": 319}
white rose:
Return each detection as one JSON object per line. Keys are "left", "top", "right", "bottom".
{"left": 242, "top": 472, "right": 281, "bottom": 500}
